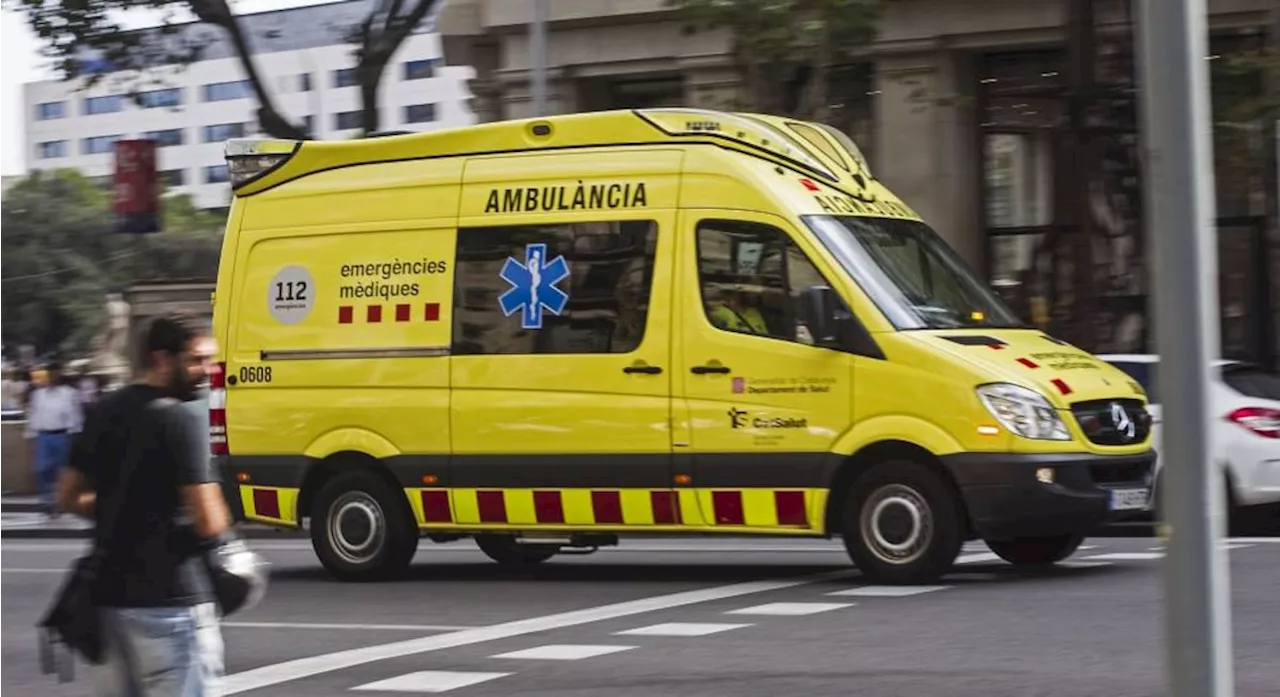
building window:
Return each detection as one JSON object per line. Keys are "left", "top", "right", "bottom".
{"left": 203, "top": 123, "right": 246, "bottom": 143}
{"left": 83, "top": 95, "right": 124, "bottom": 115}
{"left": 202, "top": 80, "right": 253, "bottom": 102}
{"left": 82, "top": 135, "right": 122, "bottom": 155}
{"left": 402, "top": 59, "right": 436, "bottom": 81}
{"left": 452, "top": 220, "right": 658, "bottom": 355}
{"left": 139, "top": 87, "right": 183, "bottom": 108}
{"left": 298, "top": 73, "right": 312, "bottom": 92}
{"left": 35, "top": 102, "right": 66, "bottom": 120}
{"left": 333, "top": 111, "right": 362, "bottom": 131}
{"left": 160, "top": 169, "right": 186, "bottom": 187}
{"left": 695, "top": 219, "right": 839, "bottom": 345}
{"left": 332, "top": 68, "right": 358, "bottom": 88}
{"left": 403, "top": 103, "right": 436, "bottom": 124}
{"left": 37, "top": 141, "right": 68, "bottom": 159}
{"left": 144, "top": 128, "right": 186, "bottom": 147}
{"left": 204, "top": 165, "right": 229, "bottom": 184}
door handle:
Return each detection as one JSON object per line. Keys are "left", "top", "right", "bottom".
{"left": 623, "top": 364, "right": 663, "bottom": 375}
{"left": 691, "top": 365, "right": 731, "bottom": 375}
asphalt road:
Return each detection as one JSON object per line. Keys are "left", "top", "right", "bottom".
{"left": 4, "top": 536, "right": 1279, "bottom": 697}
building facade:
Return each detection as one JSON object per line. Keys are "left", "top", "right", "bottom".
{"left": 440, "top": 0, "right": 1278, "bottom": 361}
{"left": 23, "top": 0, "right": 476, "bottom": 210}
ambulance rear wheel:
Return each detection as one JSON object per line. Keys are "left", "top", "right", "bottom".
{"left": 841, "top": 460, "right": 964, "bottom": 584}
{"left": 985, "top": 533, "right": 1084, "bottom": 566}
{"left": 475, "top": 535, "right": 559, "bottom": 566}
{"left": 311, "top": 470, "right": 418, "bottom": 582}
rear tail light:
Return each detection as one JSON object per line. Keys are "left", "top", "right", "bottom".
{"left": 1225, "top": 407, "right": 1280, "bottom": 439}
{"left": 209, "top": 362, "right": 228, "bottom": 455}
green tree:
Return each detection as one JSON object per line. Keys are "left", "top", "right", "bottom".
{"left": 13, "top": 0, "right": 442, "bottom": 138}
{"left": 0, "top": 170, "right": 225, "bottom": 358}
{"left": 667, "top": 0, "right": 881, "bottom": 121}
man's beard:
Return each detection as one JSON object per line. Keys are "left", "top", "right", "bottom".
{"left": 168, "top": 366, "right": 199, "bottom": 401}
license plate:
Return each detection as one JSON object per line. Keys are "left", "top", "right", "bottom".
{"left": 1109, "top": 488, "right": 1150, "bottom": 511}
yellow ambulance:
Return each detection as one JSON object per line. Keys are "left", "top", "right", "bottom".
{"left": 211, "top": 108, "right": 1155, "bottom": 584}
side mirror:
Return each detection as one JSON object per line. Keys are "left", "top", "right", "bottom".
{"left": 799, "top": 285, "right": 845, "bottom": 347}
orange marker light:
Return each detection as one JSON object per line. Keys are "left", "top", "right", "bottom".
{"left": 970, "top": 310, "right": 985, "bottom": 322}
{"left": 422, "top": 474, "right": 439, "bottom": 485}
{"left": 674, "top": 474, "right": 692, "bottom": 485}
{"left": 236, "top": 472, "right": 251, "bottom": 483}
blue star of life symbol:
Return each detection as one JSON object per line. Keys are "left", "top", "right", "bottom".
{"left": 498, "top": 243, "right": 571, "bottom": 330}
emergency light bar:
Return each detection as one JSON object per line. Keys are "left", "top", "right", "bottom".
{"left": 225, "top": 138, "right": 299, "bottom": 188}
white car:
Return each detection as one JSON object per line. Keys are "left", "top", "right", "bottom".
{"left": 1099, "top": 354, "right": 1280, "bottom": 533}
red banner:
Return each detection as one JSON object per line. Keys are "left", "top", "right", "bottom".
{"left": 113, "top": 139, "right": 160, "bottom": 233}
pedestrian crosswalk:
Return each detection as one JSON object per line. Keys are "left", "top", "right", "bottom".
{"left": 338, "top": 540, "right": 1273, "bottom": 694}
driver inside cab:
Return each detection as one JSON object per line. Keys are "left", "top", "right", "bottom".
{"left": 710, "top": 286, "right": 770, "bottom": 335}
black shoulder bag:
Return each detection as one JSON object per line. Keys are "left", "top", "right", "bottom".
{"left": 35, "top": 397, "right": 178, "bottom": 677}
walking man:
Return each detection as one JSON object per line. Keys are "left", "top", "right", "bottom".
{"left": 24, "top": 361, "right": 82, "bottom": 516}
{"left": 56, "top": 317, "right": 232, "bottom": 696}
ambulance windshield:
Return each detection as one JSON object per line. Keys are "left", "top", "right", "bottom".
{"left": 804, "top": 215, "right": 1026, "bottom": 330}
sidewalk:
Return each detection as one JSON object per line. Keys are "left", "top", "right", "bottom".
{"left": 1, "top": 495, "right": 307, "bottom": 539}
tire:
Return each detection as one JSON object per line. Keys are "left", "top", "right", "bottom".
{"left": 475, "top": 534, "right": 559, "bottom": 566}
{"left": 840, "top": 460, "right": 965, "bottom": 584}
{"left": 310, "top": 470, "right": 418, "bottom": 582}
{"left": 986, "top": 533, "right": 1084, "bottom": 566}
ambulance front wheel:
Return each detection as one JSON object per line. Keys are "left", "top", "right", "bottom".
{"left": 841, "top": 460, "right": 965, "bottom": 584}
{"left": 985, "top": 533, "right": 1084, "bottom": 566}
{"left": 311, "top": 470, "right": 418, "bottom": 582}
{"left": 475, "top": 535, "right": 559, "bottom": 566}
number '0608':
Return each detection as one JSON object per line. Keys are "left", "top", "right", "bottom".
{"left": 239, "top": 366, "right": 272, "bottom": 383}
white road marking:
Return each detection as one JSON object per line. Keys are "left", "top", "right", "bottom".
{"left": 827, "top": 585, "right": 949, "bottom": 597}
{"left": 1081, "top": 552, "right": 1165, "bottom": 561}
{"left": 0, "top": 568, "right": 64, "bottom": 573}
{"left": 222, "top": 570, "right": 851, "bottom": 694}
{"left": 614, "top": 622, "right": 752, "bottom": 637}
{"left": 353, "top": 670, "right": 511, "bottom": 693}
{"left": 1056, "top": 561, "right": 1114, "bottom": 569}
{"left": 954, "top": 552, "right": 1002, "bottom": 564}
{"left": 490, "top": 644, "right": 636, "bottom": 661}
{"left": 1229, "top": 537, "right": 1280, "bottom": 543}
{"left": 726, "top": 602, "right": 854, "bottom": 616}
{"left": 224, "top": 622, "right": 474, "bottom": 632}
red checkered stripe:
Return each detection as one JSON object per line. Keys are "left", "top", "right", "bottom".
{"left": 338, "top": 302, "right": 441, "bottom": 324}
{"left": 241, "top": 486, "right": 300, "bottom": 527}
{"left": 406, "top": 488, "right": 815, "bottom": 529}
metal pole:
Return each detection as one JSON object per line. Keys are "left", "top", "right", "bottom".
{"left": 530, "top": 0, "right": 548, "bottom": 116}
{"left": 1136, "top": 2, "right": 1234, "bottom": 696}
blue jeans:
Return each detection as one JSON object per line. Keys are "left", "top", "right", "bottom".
{"left": 34, "top": 432, "right": 71, "bottom": 508}
{"left": 94, "top": 603, "right": 223, "bottom": 697}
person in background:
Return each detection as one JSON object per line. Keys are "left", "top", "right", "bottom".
{"left": 77, "top": 369, "right": 102, "bottom": 406}
{"left": 24, "top": 361, "right": 83, "bottom": 517}
{"left": 56, "top": 316, "right": 231, "bottom": 697}
{"left": 1, "top": 367, "right": 26, "bottom": 411}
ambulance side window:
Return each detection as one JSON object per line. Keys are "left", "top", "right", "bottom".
{"left": 452, "top": 220, "right": 658, "bottom": 355}
{"left": 695, "top": 220, "right": 839, "bottom": 346}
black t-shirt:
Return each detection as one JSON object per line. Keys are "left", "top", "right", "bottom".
{"left": 69, "top": 384, "right": 214, "bottom": 607}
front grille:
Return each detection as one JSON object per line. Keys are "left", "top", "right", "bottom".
{"left": 1088, "top": 460, "right": 1151, "bottom": 485}
{"left": 1070, "top": 398, "right": 1152, "bottom": 446}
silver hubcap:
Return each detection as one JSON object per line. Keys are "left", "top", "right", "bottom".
{"left": 860, "top": 483, "right": 933, "bottom": 566}
{"left": 329, "top": 492, "right": 385, "bottom": 565}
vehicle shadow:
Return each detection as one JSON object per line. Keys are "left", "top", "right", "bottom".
{"left": 264, "top": 558, "right": 1129, "bottom": 586}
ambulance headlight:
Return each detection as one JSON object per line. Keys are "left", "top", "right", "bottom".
{"left": 976, "top": 383, "right": 1071, "bottom": 441}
